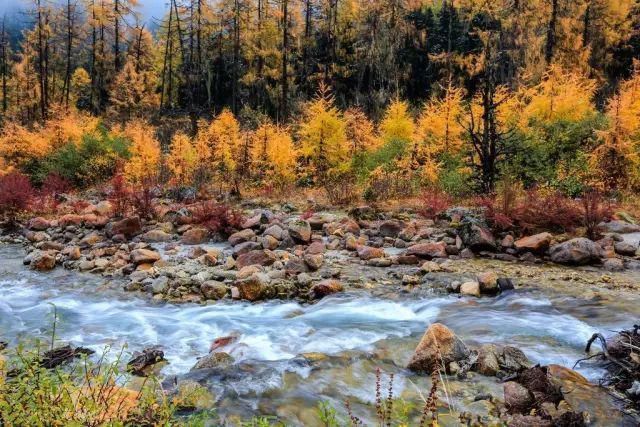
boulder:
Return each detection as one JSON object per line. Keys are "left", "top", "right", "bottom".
{"left": 149, "top": 276, "right": 169, "bottom": 294}
{"left": 63, "top": 245, "right": 81, "bottom": 260}
{"left": 260, "top": 235, "right": 280, "bottom": 250}
{"left": 405, "top": 242, "right": 447, "bottom": 259}
{"left": 311, "top": 279, "right": 343, "bottom": 299}
{"left": 181, "top": 227, "right": 210, "bottom": 245}
{"left": 235, "top": 273, "right": 270, "bottom": 301}
{"left": 504, "top": 381, "right": 534, "bottom": 414}
{"left": 191, "top": 352, "right": 234, "bottom": 371}
{"left": 305, "top": 241, "right": 325, "bottom": 255}
{"left": 228, "top": 229, "right": 255, "bottom": 246}
{"left": 59, "top": 214, "right": 84, "bottom": 227}
{"left": 460, "top": 223, "right": 496, "bottom": 251}
{"left": 613, "top": 241, "right": 637, "bottom": 256}
{"left": 106, "top": 216, "right": 142, "bottom": 238}
{"left": 303, "top": 253, "right": 324, "bottom": 271}
{"left": 307, "top": 213, "right": 337, "bottom": 230}
{"left": 142, "top": 229, "right": 172, "bottom": 242}
{"left": 232, "top": 241, "right": 262, "bottom": 257}
{"left": 28, "top": 217, "right": 51, "bottom": 231}
{"left": 130, "top": 249, "right": 161, "bottom": 264}
{"left": 598, "top": 220, "right": 640, "bottom": 234}
{"left": 263, "top": 224, "right": 284, "bottom": 240}
{"left": 514, "top": 232, "right": 552, "bottom": 253}
{"left": 549, "top": 238, "right": 602, "bottom": 265}
{"left": 30, "top": 251, "right": 56, "bottom": 271}
{"left": 201, "top": 280, "right": 228, "bottom": 300}
{"left": 379, "top": 220, "right": 404, "bottom": 238}
{"left": 288, "top": 220, "right": 312, "bottom": 243}
{"left": 475, "top": 344, "right": 501, "bottom": 376}
{"left": 285, "top": 257, "right": 309, "bottom": 274}
{"left": 460, "top": 281, "right": 481, "bottom": 297}
{"left": 236, "top": 249, "right": 276, "bottom": 269}
{"left": 476, "top": 271, "right": 498, "bottom": 294}
{"left": 356, "top": 245, "right": 385, "bottom": 261}
{"left": 407, "top": 323, "right": 470, "bottom": 374}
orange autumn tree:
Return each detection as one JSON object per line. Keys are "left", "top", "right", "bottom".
{"left": 251, "top": 122, "right": 297, "bottom": 190}
{"left": 197, "top": 109, "right": 242, "bottom": 192}
{"left": 344, "top": 107, "right": 380, "bottom": 156}
{"left": 123, "top": 121, "right": 162, "bottom": 184}
{"left": 0, "top": 122, "right": 50, "bottom": 174}
{"left": 167, "top": 132, "right": 198, "bottom": 186}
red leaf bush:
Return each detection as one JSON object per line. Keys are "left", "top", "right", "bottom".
{"left": 0, "top": 172, "right": 35, "bottom": 224}
{"left": 191, "top": 201, "right": 244, "bottom": 237}
{"left": 108, "top": 174, "right": 132, "bottom": 218}
{"left": 419, "top": 188, "right": 452, "bottom": 220}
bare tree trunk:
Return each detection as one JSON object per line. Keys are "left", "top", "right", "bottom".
{"left": 281, "top": 0, "right": 289, "bottom": 120}
{"left": 545, "top": 0, "right": 558, "bottom": 64}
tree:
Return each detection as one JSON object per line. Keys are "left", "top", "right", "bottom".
{"left": 417, "top": 84, "right": 465, "bottom": 155}
{"left": 344, "top": 107, "right": 380, "bottom": 156}
{"left": 251, "top": 122, "right": 297, "bottom": 188}
{"left": 379, "top": 99, "right": 415, "bottom": 145}
{"left": 167, "top": 132, "right": 197, "bottom": 186}
{"left": 123, "top": 121, "right": 161, "bottom": 184}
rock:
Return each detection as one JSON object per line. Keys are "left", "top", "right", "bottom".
{"left": 126, "top": 347, "right": 165, "bottom": 376}
{"left": 202, "top": 250, "right": 220, "bottom": 266}
{"left": 305, "top": 241, "right": 325, "bottom": 255}
{"left": 407, "top": 323, "right": 470, "bottom": 374}
{"left": 402, "top": 275, "right": 420, "bottom": 285}
{"left": 356, "top": 245, "right": 385, "bottom": 260}
{"left": 236, "top": 249, "right": 276, "bottom": 269}
{"left": 228, "top": 229, "right": 255, "bottom": 246}
{"left": 263, "top": 224, "right": 284, "bottom": 240}
{"left": 28, "top": 217, "right": 51, "bottom": 231}
{"left": 59, "top": 214, "right": 84, "bottom": 227}
{"left": 93, "top": 200, "right": 113, "bottom": 216}
{"left": 201, "top": 280, "right": 228, "bottom": 300}
{"left": 500, "top": 346, "right": 531, "bottom": 373}
{"left": 460, "top": 223, "right": 496, "bottom": 251}
{"left": 504, "top": 381, "right": 534, "bottom": 414}
{"left": 460, "top": 281, "right": 481, "bottom": 297}
{"left": 368, "top": 258, "right": 392, "bottom": 267}
{"left": 130, "top": 249, "right": 161, "bottom": 264}
{"left": 349, "top": 205, "right": 376, "bottom": 221}
{"left": 235, "top": 273, "right": 270, "bottom": 301}
{"left": 285, "top": 257, "right": 309, "bottom": 274}
{"left": 379, "top": 220, "right": 404, "bottom": 238}
{"left": 142, "top": 229, "right": 172, "bottom": 242}
{"left": 63, "top": 245, "right": 81, "bottom": 260}
{"left": 150, "top": 276, "right": 169, "bottom": 294}
{"left": 345, "top": 234, "right": 366, "bottom": 251}
{"left": 497, "top": 278, "right": 515, "bottom": 292}
{"left": 514, "top": 232, "right": 553, "bottom": 253}
{"left": 232, "top": 241, "right": 262, "bottom": 257}
{"left": 613, "top": 241, "right": 637, "bottom": 256}
{"left": 311, "top": 279, "right": 343, "bottom": 299}
{"left": 106, "top": 216, "right": 142, "bottom": 238}
{"left": 303, "top": 253, "right": 324, "bottom": 271}
{"left": 476, "top": 271, "right": 498, "bottom": 294}
{"left": 288, "top": 220, "right": 312, "bottom": 243}
{"left": 598, "top": 220, "right": 640, "bottom": 234}
{"left": 459, "top": 248, "right": 475, "bottom": 259}
{"left": 30, "top": 251, "right": 56, "bottom": 271}
{"left": 307, "top": 213, "right": 337, "bottom": 230}
{"left": 405, "top": 242, "right": 447, "bottom": 259}
{"left": 421, "top": 261, "right": 443, "bottom": 272}
{"left": 80, "top": 232, "right": 103, "bottom": 247}
{"left": 181, "top": 227, "right": 209, "bottom": 245}
{"left": 549, "top": 238, "right": 602, "bottom": 265}
{"left": 191, "top": 352, "right": 234, "bottom": 371}
{"left": 397, "top": 255, "right": 420, "bottom": 265}
{"left": 83, "top": 214, "right": 109, "bottom": 228}
{"left": 603, "top": 258, "right": 624, "bottom": 271}
{"left": 501, "top": 234, "right": 515, "bottom": 248}
{"left": 475, "top": 344, "right": 501, "bottom": 376}
{"left": 260, "top": 235, "right": 279, "bottom": 250}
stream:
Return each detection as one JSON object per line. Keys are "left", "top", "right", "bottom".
{"left": 1, "top": 243, "right": 639, "bottom": 425}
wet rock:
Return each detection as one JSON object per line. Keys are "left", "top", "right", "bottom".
{"left": 236, "top": 249, "right": 276, "bottom": 269}
{"left": 303, "top": 253, "right": 324, "bottom": 271}
{"left": 106, "top": 216, "right": 142, "bottom": 238}
{"left": 127, "top": 347, "right": 165, "bottom": 376}
{"left": 288, "top": 220, "right": 312, "bottom": 243}
{"left": 421, "top": 260, "right": 443, "bottom": 272}
{"left": 130, "top": 249, "right": 161, "bottom": 264}
{"left": 235, "top": 273, "right": 270, "bottom": 301}
{"left": 285, "top": 257, "right": 310, "bottom": 274}
{"left": 500, "top": 346, "right": 531, "bottom": 373}
{"left": 549, "top": 238, "right": 602, "bottom": 265}
{"left": 228, "top": 229, "right": 255, "bottom": 246}
{"left": 613, "top": 241, "right": 637, "bottom": 256}
{"left": 367, "top": 258, "right": 392, "bottom": 267}
{"left": 476, "top": 271, "right": 498, "bottom": 294}
{"left": 30, "top": 251, "right": 56, "bottom": 271}
{"left": 201, "top": 280, "right": 227, "bottom": 299}
{"left": 63, "top": 245, "right": 81, "bottom": 260}
{"left": 475, "top": 344, "right": 501, "bottom": 376}
{"left": 181, "top": 227, "right": 209, "bottom": 245}
{"left": 232, "top": 241, "right": 262, "bottom": 257}
{"left": 514, "top": 232, "right": 552, "bottom": 253}
{"left": 497, "top": 278, "right": 515, "bottom": 292}
{"left": 190, "top": 352, "right": 234, "bottom": 371}
{"left": 406, "top": 242, "right": 447, "bottom": 259}
{"left": 460, "top": 281, "right": 480, "bottom": 297}
{"left": 311, "top": 279, "right": 343, "bottom": 299}
{"left": 142, "top": 229, "right": 172, "bottom": 242}
{"left": 28, "top": 217, "right": 51, "bottom": 231}
{"left": 402, "top": 275, "right": 420, "bottom": 285}
{"left": 356, "top": 245, "right": 385, "bottom": 260}
{"left": 407, "top": 323, "right": 470, "bottom": 374}
{"left": 150, "top": 276, "right": 169, "bottom": 294}
{"left": 603, "top": 258, "right": 624, "bottom": 271}
{"left": 504, "top": 381, "right": 534, "bottom": 414}
{"left": 379, "top": 220, "right": 404, "bottom": 238}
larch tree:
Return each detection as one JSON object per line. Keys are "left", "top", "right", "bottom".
{"left": 123, "top": 121, "right": 162, "bottom": 184}
{"left": 167, "top": 132, "right": 198, "bottom": 186}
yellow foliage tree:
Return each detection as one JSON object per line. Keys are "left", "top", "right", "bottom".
{"left": 167, "top": 132, "right": 197, "bottom": 186}
{"left": 0, "top": 122, "right": 50, "bottom": 172}
{"left": 252, "top": 122, "right": 297, "bottom": 188}
{"left": 123, "top": 121, "right": 162, "bottom": 184}
{"left": 417, "top": 85, "right": 465, "bottom": 155}
{"left": 379, "top": 99, "right": 415, "bottom": 144}
{"left": 199, "top": 109, "right": 241, "bottom": 175}
{"left": 344, "top": 107, "right": 380, "bottom": 155}
{"left": 43, "top": 106, "right": 100, "bottom": 149}
{"left": 298, "top": 88, "right": 349, "bottom": 179}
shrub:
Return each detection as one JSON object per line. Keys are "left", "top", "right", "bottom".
{"left": 108, "top": 173, "right": 132, "bottom": 218}
{"left": 324, "top": 170, "right": 360, "bottom": 206}
{"left": 513, "top": 189, "right": 582, "bottom": 234}
{"left": 33, "top": 173, "right": 72, "bottom": 214}
{"left": 0, "top": 172, "right": 34, "bottom": 225}
{"left": 419, "top": 188, "right": 452, "bottom": 220}
{"left": 191, "top": 201, "right": 244, "bottom": 237}
{"left": 581, "top": 190, "right": 614, "bottom": 240}
{"left": 131, "top": 185, "right": 158, "bottom": 220}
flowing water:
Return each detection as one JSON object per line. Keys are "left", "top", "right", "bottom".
{"left": 1, "top": 243, "right": 639, "bottom": 425}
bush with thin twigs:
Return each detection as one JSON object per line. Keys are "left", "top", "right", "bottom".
{"left": 419, "top": 188, "right": 452, "bottom": 220}
{"left": 131, "top": 183, "right": 158, "bottom": 220}
{"left": 581, "top": 189, "right": 614, "bottom": 240}
{"left": 107, "top": 173, "right": 132, "bottom": 218}
{"left": 190, "top": 201, "right": 245, "bottom": 237}
{"left": 0, "top": 172, "right": 35, "bottom": 226}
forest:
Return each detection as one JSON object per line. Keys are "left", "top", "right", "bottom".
{"left": 0, "top": 0, "right": 639, "bottom": 203}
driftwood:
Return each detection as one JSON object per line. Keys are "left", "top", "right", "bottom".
{"left": 126, "top": 347, "right": 165, "bottom": 376}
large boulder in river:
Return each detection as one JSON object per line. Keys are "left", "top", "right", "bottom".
{"left": 406, "top": 242, "right": 447, "bottom": 259}
{"left": 549, "top": 238, "right": 602, "bottom": 265}
{"left": 234, "top": 273, "right": 270, "bottom": 301}
{"left": 288, "top": 220, "right": 312, "bottom": 243}
{"left": 30, "top": 251, "right": 56, "bottom": 271}
{"left": 311, "top": 279, "right": 344, "bottom": 299}
{"left": 514, "top": 232, "right": 552, "bottom": 253}
{"left": 407, "top": 323, "right": 470, "bottom": 374}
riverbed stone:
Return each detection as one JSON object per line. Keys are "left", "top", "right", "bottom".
{"left": 288, "top": 220, "right": 312, "bottom": 243}
{"left": 460, "top": 281, "right": 481, "bottom": 297}
{"left": 228, "top": 229, "right": 255, "bottom": 246}
{"left": 235, "top": 273, "right": 270, "bottom": 301}
{"left": 356, "top": 245, "right": 385, "bottom": 260}
{"left": 311, "top": 279, "right": 343, "bottom": 299}
{"left": 514, "top": 232, "right": 552, "bottom": 253}
{"left": 201, "top": 280, "right": 228, "bottom": 300}
{"left": 142, "top": 229, "right": 172, "bottom": 242}
{"left": 476, "top": 271, "right": 498, "bottom": 294}
{"left": 504, "top": 381, "right": 534, "bottom": 414}
{"left": 613, "top": 241, "right": 637, "bottom": 256}
{"left": 379, "top": 220, "right": 404, "bottom": 238}
{"left": 406, "top": 242, "right": 447, "bottom": 259}
{"left": 28, "top": 217, "right": 51, "bottom": 231}
{"left": 191, "top": 352, "right": 234, "bottom": 371}
{"left": 30, "top": 251, "right": 56, "bottom": 271}
{"left": 106, "top": 216, "right": 142, "bottom": 238}
{"left": 549, "top": 238, "right": 602, "bottom": 265}
{"left": 130, "top": 249, "right": 161, "bottom": 264}
{"left": 181, "top": 227, "right": 209, "bottom": 245}
{"left": 236, "top": 249, "right": 276, "bottom": 269}
{"left": 303, "top": 253, "right": 324, "bottom": 271}
{"left": 407, "top": 323, "right": 470, "bottom": 374}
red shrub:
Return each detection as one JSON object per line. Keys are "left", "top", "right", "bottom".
{"left": 191, "top": 201, "right": 244, "bottom": 237}
{"left": 131, "top": 185, "right": 157, "bottom": 220}
{"left": 108, "top": 174, "right": 132, "bottom": 218}
{"left": 0, "top": 172, "right": 35, "bottom": 224}
{"left": 35, "top": 173, "right": 72, "bottom": 213}
{"left": 419, "top": 188, "right": 452, "bottom": 220}
{"left": 472, "top": 196, "right": 515, "bottom": 231}
{"left": 512, "top": 189, "right": 581, "bottom": 234}
{"left": 300, "top": 209, "right": 314, "bottom": 220}
{"left": 581, "top": 190, "right": 614, "bottom": 240}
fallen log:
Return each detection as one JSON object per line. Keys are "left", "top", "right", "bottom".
{"left": 126, "top": 347, "right": 165, "bottom": 376}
